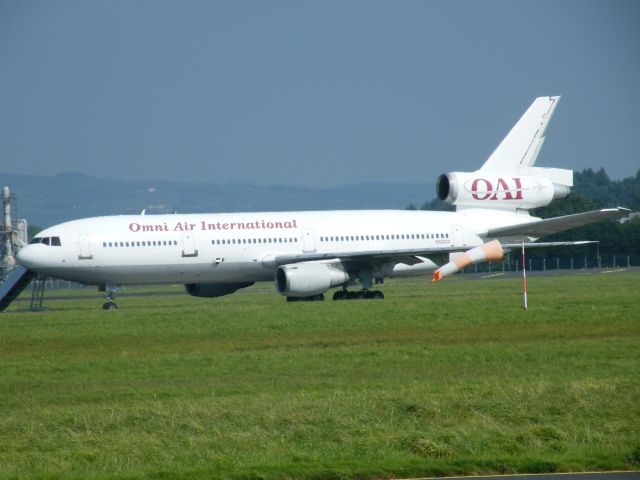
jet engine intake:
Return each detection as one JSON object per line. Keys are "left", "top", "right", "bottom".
{"left": 275, "top": 263, "right": 349, "bottom": 297}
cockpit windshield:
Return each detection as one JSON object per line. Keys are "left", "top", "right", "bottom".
{"left": 30, "top": 236, "right": 62, "bottom": 246}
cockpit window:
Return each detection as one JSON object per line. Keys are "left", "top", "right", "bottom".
{"left": 29, "top": 236, "right": 62, "bottom": 246}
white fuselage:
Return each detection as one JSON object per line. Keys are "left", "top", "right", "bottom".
{"left": 16, "top": 209, "right": 533, "bottom": 286}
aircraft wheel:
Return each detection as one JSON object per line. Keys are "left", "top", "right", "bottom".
{"left": 102, "top": 301, "right": 118, "bottom": 310}
{"left": 373, "top": 291, "right": 384, "bottom": 299}
{"left": 333, "top": 291, "right": 347, "bottom": 300}
{"left": 314, "top": 294, "right": 325, "bottom": 301}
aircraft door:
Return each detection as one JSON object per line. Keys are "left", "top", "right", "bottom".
{"left": 302, "top": 228, "right": 316, "bottom": 253}
{"left": 78, "top": 234, "right": 93, "bottom": 260}
{"left": 181, "top": 232, "right": 198, "bottom": 257}
{"left": 450, "top": 224, "right": 465, "bottom": 247}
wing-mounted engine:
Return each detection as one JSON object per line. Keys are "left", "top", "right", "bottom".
{"left": 275, "top": 263, "right": 349, "bottom": 297}
{"left": 436, "top": 167, "right": 572, "bottom": 211}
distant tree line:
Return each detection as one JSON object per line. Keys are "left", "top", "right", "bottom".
{"left": 409, "top": 168, "right": 640, "bottom": 266}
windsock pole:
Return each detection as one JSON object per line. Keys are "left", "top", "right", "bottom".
{"left": 522, "top": 241, "right": 528, "bottom": 310}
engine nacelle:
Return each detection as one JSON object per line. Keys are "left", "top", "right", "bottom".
{"left": 275, "top": 263, "right": 349, "bottom": 297}
{"left": 436, "top": 172, "right": 570, "bottom": 210}
{"left": 185, "top": 282, "right": 254, "bottom": 298}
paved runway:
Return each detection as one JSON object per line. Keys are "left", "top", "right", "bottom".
{"left": 413, "top": 472, "right": 640, "bottom": 480}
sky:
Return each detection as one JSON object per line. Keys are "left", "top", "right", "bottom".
{"left": 1, "top": 0, "right": 639, "bottom": 187}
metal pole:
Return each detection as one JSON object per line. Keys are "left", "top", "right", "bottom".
{"left": 522, "top": 241, "right": 527, "bottom": 310}
{"left": 2, "top": 186, "right": 15, "bottom": 273}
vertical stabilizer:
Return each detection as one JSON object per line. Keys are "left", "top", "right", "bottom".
{"left": 480, "top": 96, "right": 560, "bottom": 172}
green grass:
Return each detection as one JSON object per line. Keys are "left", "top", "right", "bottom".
{"left": 1, "top": 272, "right": 639, "bottom": 479}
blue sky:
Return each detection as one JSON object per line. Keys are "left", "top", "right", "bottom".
{"left": 1, "top": 0, "right": 638, "bottom": 187}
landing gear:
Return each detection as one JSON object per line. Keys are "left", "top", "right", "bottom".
{"left": 102, "top": 302, "right": 118, "bottom": 310}
{"left": 332, "top": 289, "right": 384, "bottom": 300}
{"left": 102, "top": 285, "right": 118, "bottom": 310}
{"left": 286, "top": 294, "right": 325, "bottom": 302}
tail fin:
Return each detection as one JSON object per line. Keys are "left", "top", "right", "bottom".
{"left": 480, "top": 96, "right": 561, "bottom": 172}
{"left": 436, "top": 96, "right": 572, "bottom": 212}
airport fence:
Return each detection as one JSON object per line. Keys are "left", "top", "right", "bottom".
{"left": 461, "top": 253, "right": 638, "bottom": 274}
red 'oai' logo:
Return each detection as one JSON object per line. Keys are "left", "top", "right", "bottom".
{"left": 470, "top": 177, "right": 524, "bottom": 200}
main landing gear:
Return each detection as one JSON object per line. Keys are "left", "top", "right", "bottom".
{"left": 332, "top": 269, "right": 384, "bottom": 300}
{"left": 332, "top": 289, "right": 384, "bottom": 300}
{"left": 102, "top": 285, "right": 118, "bottom": 310}
{"left": 286, "top": 294, "right": 325, "bottom": 302}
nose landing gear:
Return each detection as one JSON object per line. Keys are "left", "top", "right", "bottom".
{"left": 102, "top": 285, "right": 118, "bottom": 310}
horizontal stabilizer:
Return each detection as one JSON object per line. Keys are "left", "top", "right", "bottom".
{"left": 0, "top": 265, "right": 35, "bottom": 312}
{"left": 486, "top": 208, "right": 631, "bottom": 239}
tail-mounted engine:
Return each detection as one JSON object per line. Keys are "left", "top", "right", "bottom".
{"left": 436, "top": 169, "right": 572, "bottom": 211}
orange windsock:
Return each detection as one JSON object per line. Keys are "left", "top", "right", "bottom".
{"left": 431, "top": 240, "right": 504, "bottom": 283}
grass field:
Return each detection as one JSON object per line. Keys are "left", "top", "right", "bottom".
{"left": 1, "top": 271, "right": 639, "bottom": 479}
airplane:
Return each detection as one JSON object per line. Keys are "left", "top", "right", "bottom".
{"left": 1, "top": 96, "right": 629, "bottom": 310}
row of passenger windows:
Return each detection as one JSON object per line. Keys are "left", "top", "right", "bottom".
{"left": 31, "top": 236, "right": 62, "bottom": 246}
{"left": 100, "top": 234, "right": 448, "bottom": 249}
{"left": 102, "top": 240, "right": 178, "bottom": 248}
{"left": 212, "top": 237, "right": 299, "bottom": 245}
{"left": 320, "top": 233, "right": 448, "bottom": 242}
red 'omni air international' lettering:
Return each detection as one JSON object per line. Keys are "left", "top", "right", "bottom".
{"left": 471, "top": 177, "right": 523, "bottom": 201}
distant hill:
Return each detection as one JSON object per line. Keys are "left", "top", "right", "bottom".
{"left": 0, "top": 172, "right": 435, "bottom": 228}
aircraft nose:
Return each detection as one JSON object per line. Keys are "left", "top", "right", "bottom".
{"left": 16, "top": 245, "right": 38, "bottom": 270}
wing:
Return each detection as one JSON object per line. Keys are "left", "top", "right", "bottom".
{"left": 267, "top": 245, "right": 467, "bottom": 269}
{"left": 484, "top": 207, "right": 630, "bottom": 239}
